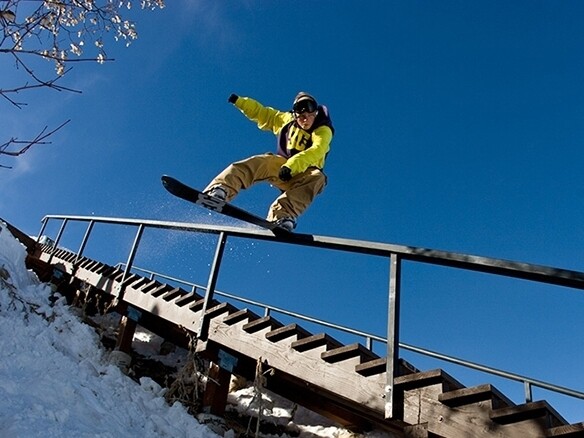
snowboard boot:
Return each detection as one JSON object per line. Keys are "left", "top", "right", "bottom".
{"left": 205, "top": 185, "right": 227, "bottom": 201}
{"left": 274, "top": 217, "right": 296, "bottom": 232}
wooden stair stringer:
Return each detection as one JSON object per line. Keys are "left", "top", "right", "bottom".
{"left": 36, "top": 247, "right": 230, "bottom": 333}
{"left": 546, "top": 422, "right": 584, "bottom": 437}
{"left": 38, "top": 249, "right": 122, "bottom": 297}
{"left": 204, "top": 316, "right": 387, "bottom": 413}
{"left": 425, "top": 401, "right": 567, "bottom": 438}
{"left": 399, "top": 377, "right": 572, "bottom": 438}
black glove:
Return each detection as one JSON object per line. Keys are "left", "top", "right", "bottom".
{"left": 228, "top": 93, "right": 239, "bottom": 104}
{"left": 278, "top": 166, "right": 292, "bottom": 182}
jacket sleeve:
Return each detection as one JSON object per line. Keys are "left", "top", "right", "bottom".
{"left": 234, "top": 97, "right": 292, "bottom": 134}
{"left": 285, "top": 125, "right": 333, "bottom": 174}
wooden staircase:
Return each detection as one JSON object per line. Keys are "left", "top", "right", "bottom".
{"left": 15, "top": 234, "right": 584, "bottom": 437}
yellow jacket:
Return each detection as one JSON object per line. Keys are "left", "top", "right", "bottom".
{"left": 234, "top": 97, "right": 334, "bottom": 176}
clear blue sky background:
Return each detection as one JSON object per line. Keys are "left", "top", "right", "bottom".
{"left": 2, "top": 0, "right": 583, "bottom": 423}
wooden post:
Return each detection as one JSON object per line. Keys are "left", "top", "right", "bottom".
{"left": 116, "top": 314, "right": 137, "bottom": 353}
{"left": 203, "top": 362, "right": 232, "bottom": 415}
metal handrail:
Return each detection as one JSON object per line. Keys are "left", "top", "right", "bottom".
{"left": 39, "top": 214, "right": 584, "bottom": 289}
{"left": 38, "top": 214, "right": 584, "bottom": 418}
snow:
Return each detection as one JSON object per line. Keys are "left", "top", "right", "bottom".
{"left": 0, "top": 221, "right": 219, "bottom": 438}
{"left": 0, "top": 221, "right": 390, "bottom": 438}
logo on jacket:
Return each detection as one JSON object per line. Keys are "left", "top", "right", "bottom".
{"left": 287, "top": 125, "right": 312, "bottom": 152}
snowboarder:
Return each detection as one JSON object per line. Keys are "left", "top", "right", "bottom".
{"left": 204, "top": 92, "right": 334, "bottom": 232}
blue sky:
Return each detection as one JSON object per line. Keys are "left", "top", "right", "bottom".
{"left": 2, "top": 0, "right": 584, "bottom": 423}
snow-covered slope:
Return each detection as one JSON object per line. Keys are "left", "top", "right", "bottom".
{"left": 0, "top": 221, "right": 219, "bottom": 438}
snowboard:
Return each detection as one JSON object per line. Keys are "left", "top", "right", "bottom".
{"left": 161, "top": 175, "right": 294, "bottom": 236}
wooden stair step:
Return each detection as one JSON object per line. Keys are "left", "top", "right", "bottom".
{"left": 94, "top": 263, "right": 112, "bottom": 275}
{"left": 52, "top": 248, "right": 65, "bottom": 257}
{"left": 110, "top": 268, "right": 124, "bottom": 281}
{"left": 80, "top": 258, "right": 96, "bottom": 268}
{"left": 85, "top": 260, "right": 100, "bottom": 270}
{"left": 110, "top": 270, "right": 125, "bottom": 281}
{"left": 174, "top": 291, "right": 202, "bottom": 307}
{"left": 130, "top": 277, "right": 151, "bottom": 289}
{"left": 205, "top": 302, "right": 237, "bottom": 319}
{"left": 121, "top": 274, "right": 141, "bottom": 287}
{"left": 94, "top": 262, "right": 109, "bottom": 272}
{"left": 222, "top": 309, "right": 260, "bottom": 325}
{"left": 321, "top": 342, "right": 378, "bottom": 364}
{"left": 107, "top": 268, "right": 124, "bottom": 280}
{"left": 355, "top": 357, "right": 387, "bottom": 377}
{"left": 150, "top": 284, "right": 173, "bottom": 298}
{"left": 161, "top": 287, "right": 186, "bottom": 302}
{"left": 78, "top": 257, "right": 93, "bottom": 267}
{"left": 546, "top": 422, "right": 584, "bottom": 437}
{"left": 189, "top": 298, "right": 220, "bottom": 312}
{"left": 243, "top": 316, "right": 283, "bottom": 334}
{"left": 395, "top": 369, "right": 464, "bottom": 393}
{"left": 291, "top": 333, "right": 343, "bottom": 352}
{"left": 439, "top": 383, "right": 514, "bottom": 410}
{"left": 141, "top": 279, "right": 162, "bottom": 293}
{"left": 112, "top": 270, "right": 128, "bottom": 281}
{"left": 355, "top": 357, "right": 420, "bottom": 377}
{"left": 265, "top": 323, "right": 312, "bottom": 343}
{"left": 94, "top": 262, "right": 108, "bottom": 272}
{"left": 491, "top": 400, "right": 567, "bottom": 428}
{"left": 84, "top": 260, "right": 100, "bottom": 271}
{"left": 60, "top": 249, "right": 72, "bottom": 257}
{"left": 98, "top": 266, "right": 117, "bottom": 277}
{"left": 88, "top": 259, "right": 104, "bottom": 269}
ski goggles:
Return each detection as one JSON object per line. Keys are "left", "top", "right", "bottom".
{"left": 292, "top": 99, "right": 317, "bottom": 116}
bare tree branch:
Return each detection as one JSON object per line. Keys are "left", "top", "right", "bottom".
{"left": 1, "top": 0, "right": 165, "bottom": 168}
{"left": 0, "top": 119, "right": 71, "bottom": 168}
{"left": 1, "top": 50, "right": 82, "bottom": 108}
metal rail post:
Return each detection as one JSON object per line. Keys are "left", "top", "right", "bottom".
{"left": 44, "top": 218, "right": 68, "bottom": 264}
{"left": 53, "top": 219, "right": 68, "bottom": 247}
{"left": 36, "top": 217, "right": 49, "bottom": 243}
{"left": 198, "top": 232, "right": 228, "bottom": 341}
{"left": 524, "top": 381, "right": 533, "bottom": 403}
{"left": 74, "top": 220, "right": 95, "bottom": 264}
{"left": 117, "top": 224, "right": 145, "bottom": 301}
{"left": 385, "top": 253, "right": 402, "bottom": 419}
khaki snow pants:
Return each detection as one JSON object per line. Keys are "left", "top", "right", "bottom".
{"left": 204, "top": 153, "right": 326, "bottom": 222}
